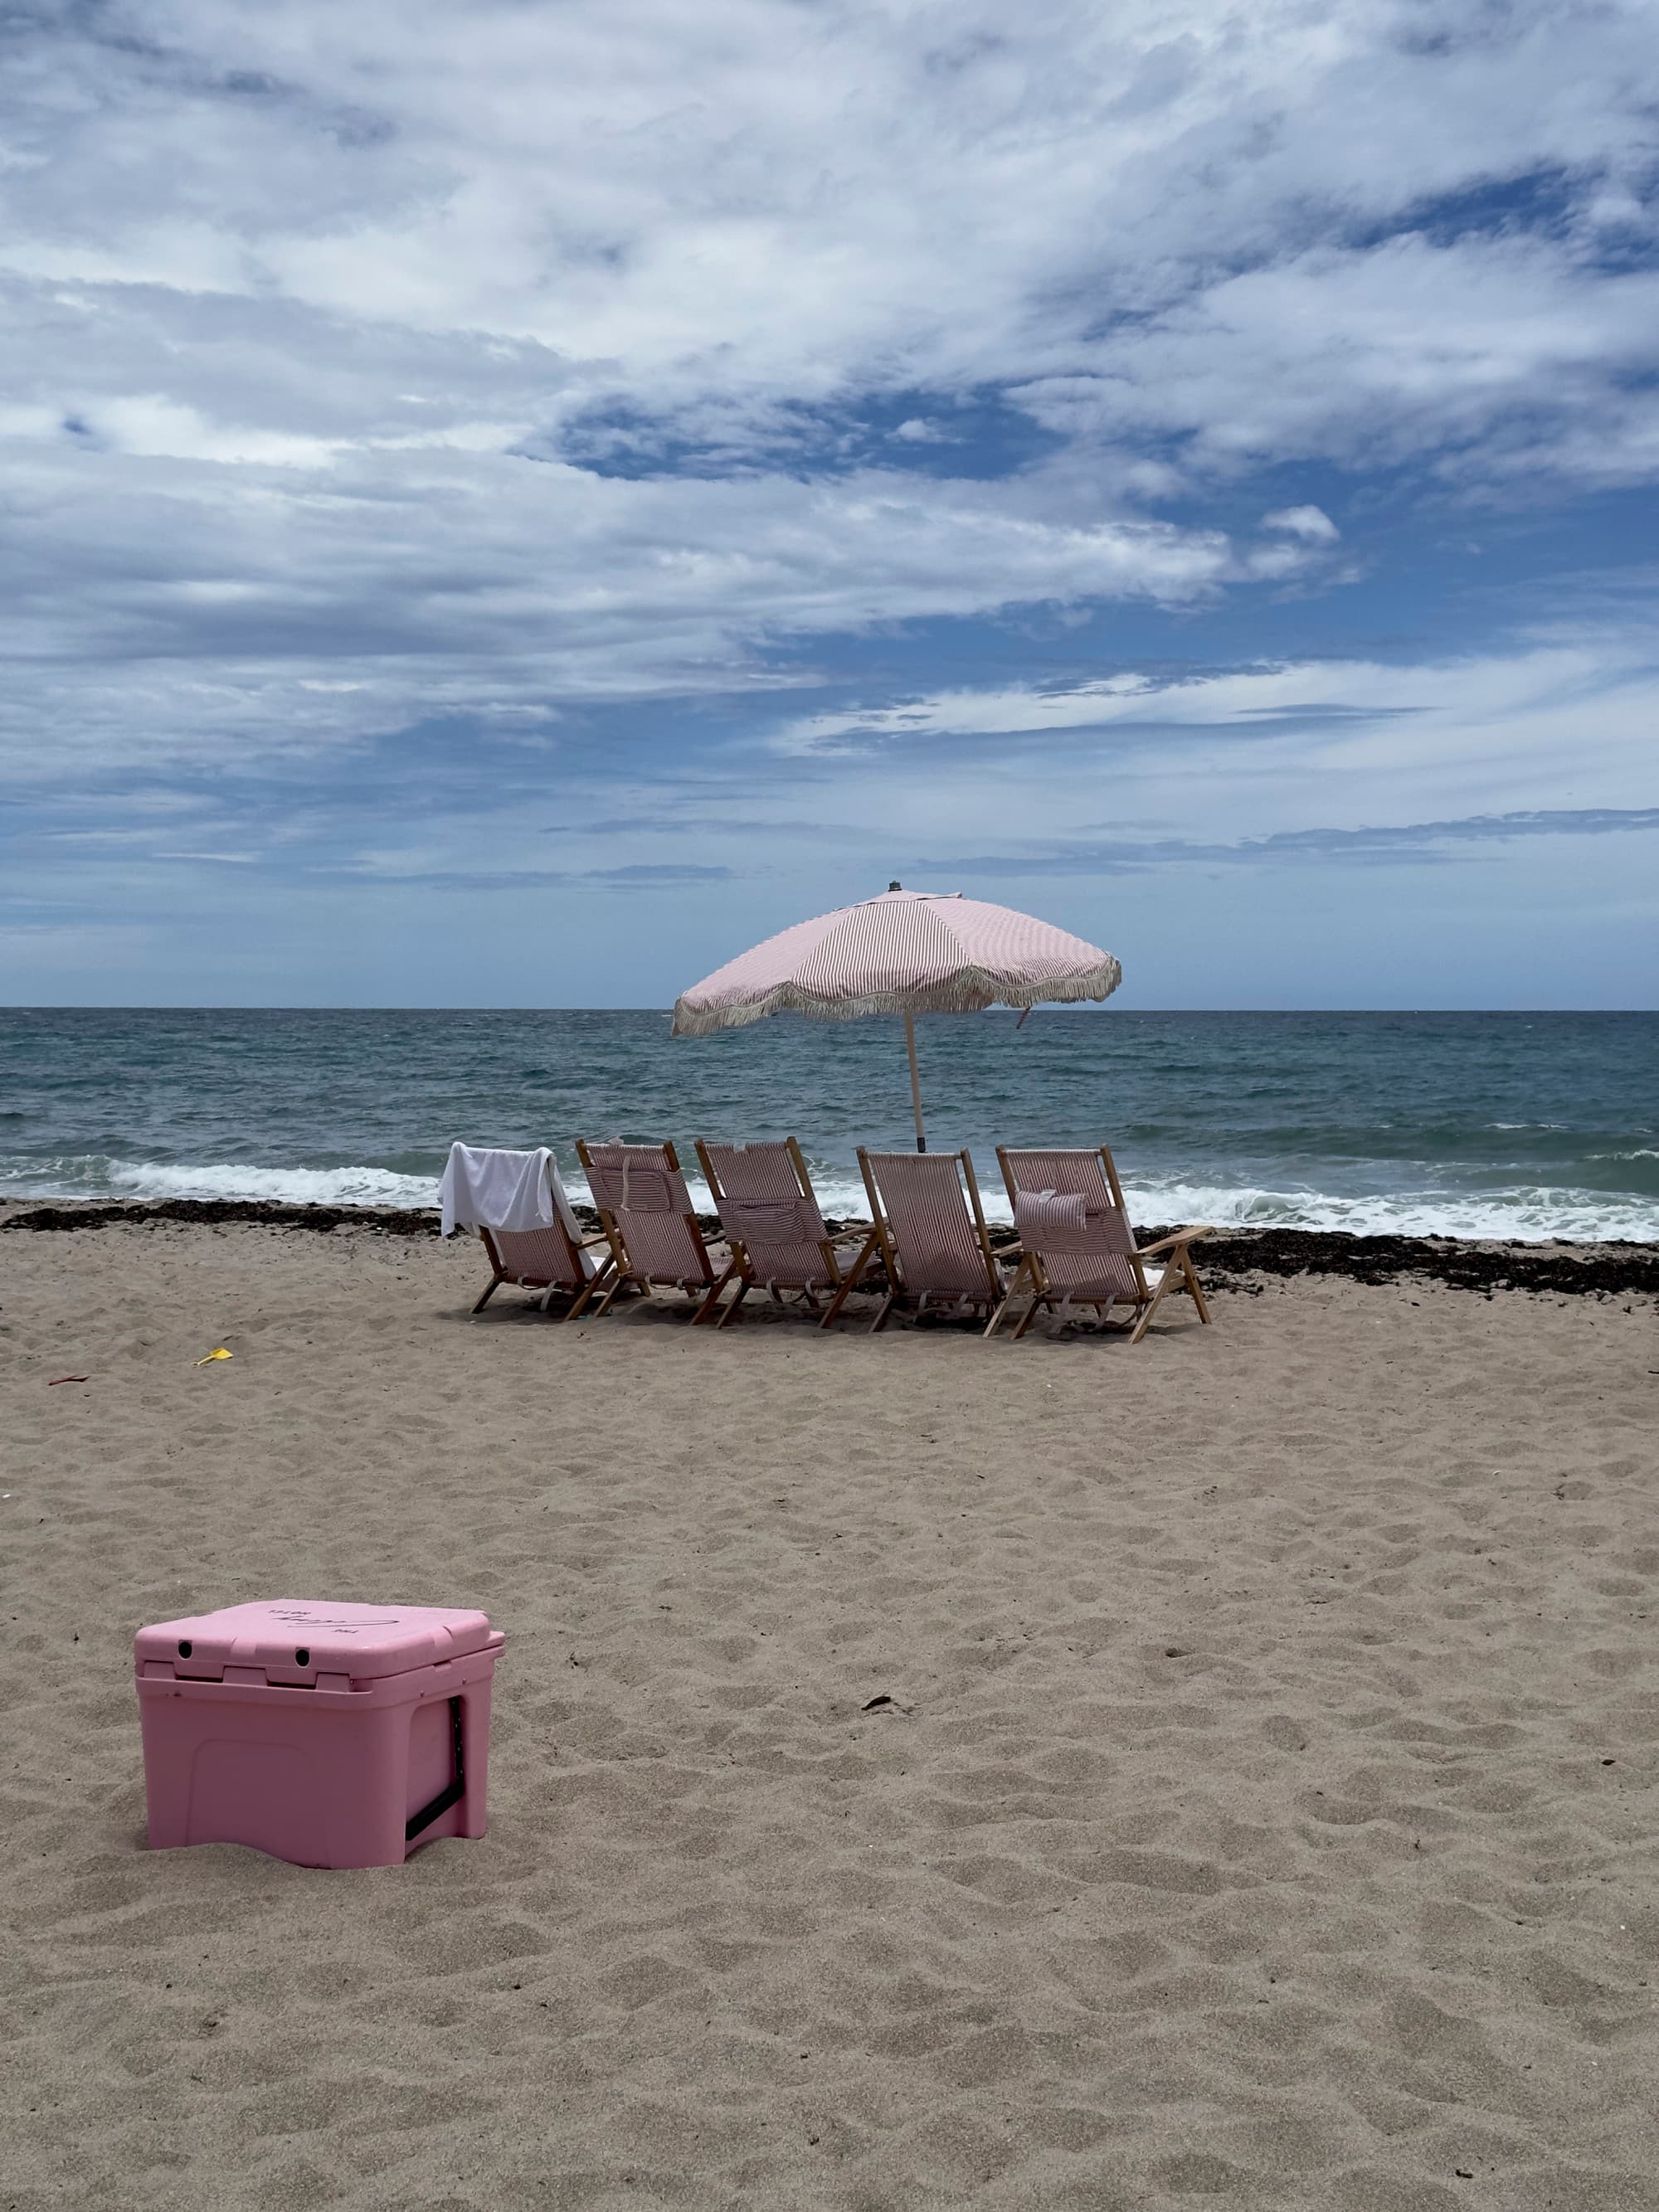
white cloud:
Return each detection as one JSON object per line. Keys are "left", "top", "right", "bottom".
{"left": 3, "top": 1, "right": 1656, "bottom": 470}
{"left": 95, "top": 395, "right": 343, "bottom": 469}
{"left": 1014, "top": 236, "right": 1659, "bottom": 482}
{"left": 0, "top": 428, "right": 1285, "bottom": 775}
{"left": 0, "top": 0, "right": 1654, "bottom": 839}
{"left": 766, "top": 641, "right": 1659, "bottom": 833}
{"left": 1262, "top": 506, "right": 1339, "bottom": 542}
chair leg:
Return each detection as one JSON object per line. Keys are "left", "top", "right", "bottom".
{"left": 868, "top": 1292, "right": 898, "bottom": 1333}
{"left": 716, "top": 1281, "right": 751, "bottom": 1330}
{"left": 472, "top": 1276, "right": 502, "bottom": 1314}
{"left": 985, "top": 1257, "right": 1031, "bottom": 1338}
{"left": 1130, "top": 1271, "right": 1177, "bottom": 1343}
{"left": 589, "top": 1273, "right": 627, "bottom": 1320}
{"left": 820, "top": 1231, "right": 879, "bottom": 1329}
{"left": 1131, "top": 1246, "right": 1209, "bottom": 1343}
{"left": 693, "top": 1262, "right": 739, "bottom": 1325}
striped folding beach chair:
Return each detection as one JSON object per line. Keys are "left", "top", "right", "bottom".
{"left": 473, "top": 1213, "right": 613, "bottom": 1318}
{"left": 694, "top": 1137, "right": 868, "bottom": 1326}
{"left": 448, "top": 1147, "right": 615, "bottom": 1319}
{"left": 821, "top": 1147, "right": 1005, "bottom": 1332}
{"left": 989, "top": 1145, "right": 1214, "bottom": 1344}
{"left": 576, "top": 1139, "right": 732, "bottom": 1321}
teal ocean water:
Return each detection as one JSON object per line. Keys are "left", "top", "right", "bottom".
{"left": 2, "top": 1009, "right": 1656, "bottom": 1242}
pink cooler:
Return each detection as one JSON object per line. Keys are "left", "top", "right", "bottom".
{"left": 134, "top": 1598, "right": 505, "bottom": 1869}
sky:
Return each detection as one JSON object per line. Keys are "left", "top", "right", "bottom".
{"left": 3, "top": 0, "right": 1657, "bottom": 1009}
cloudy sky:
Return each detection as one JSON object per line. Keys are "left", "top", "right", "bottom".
{"left": 4, "top": 0, "right": 1657, "bottom": 1006}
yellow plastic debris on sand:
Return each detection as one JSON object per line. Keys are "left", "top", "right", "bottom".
{"left": 196, "top": 1347, "right": 233, "bottom": 1364}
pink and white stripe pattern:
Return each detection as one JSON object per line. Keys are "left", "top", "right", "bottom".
{"left": 1002, "top": 1148, "right": 1141, "bottom": 1304}
{"left": 672, "top": 889, "right": 1121, "bottom": 1033}
{"left": 699, "top": 1140, "right": 834, "bottom": 1291}
{"left": 862, "top": 1150, "right": 1004, "bottom": 1310}
{"left": 484, "top": 1220, "right": 595, "bottom": 1291}
{"left": 581, "top": 1141, "right": 713, "bottom": 1287}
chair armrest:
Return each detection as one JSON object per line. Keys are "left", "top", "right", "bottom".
{"left": 1136, "top": 1225, "right": 1216, "bottom": 1257}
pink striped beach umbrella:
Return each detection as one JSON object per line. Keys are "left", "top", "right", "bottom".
{"left": 672, "top": 884, "right": 1121, "bottom": 1149}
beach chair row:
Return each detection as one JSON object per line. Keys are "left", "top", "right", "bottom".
{"left": 463, "top": 1138, "right": 1214, "bottom": 1344}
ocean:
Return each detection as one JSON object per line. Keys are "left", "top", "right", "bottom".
{"left": 2, "top": 1008, "right": 1656, "bottom": 1242}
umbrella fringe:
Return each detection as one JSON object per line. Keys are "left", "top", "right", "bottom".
{"left": 670, "top": 959, "right": 1123, "bottom": 1036}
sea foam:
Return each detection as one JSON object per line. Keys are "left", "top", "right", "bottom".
{"left": 5, "top": 1155, "right": 1658, "bottom": 1246}
{"left": 0, "top": 1155, "right": 439, "bottom": 1210}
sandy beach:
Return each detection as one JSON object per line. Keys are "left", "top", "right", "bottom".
{"left": 6, "top": 1216, "right": 1659, "bottom": 2211}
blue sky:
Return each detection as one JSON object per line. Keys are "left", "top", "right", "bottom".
{"left": 3, "top": 0, "right": 1657, "bottom": 1008}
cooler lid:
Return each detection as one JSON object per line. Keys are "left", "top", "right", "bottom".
{"left": 134, "top": 1598, "right": 498, "bottom": 1684}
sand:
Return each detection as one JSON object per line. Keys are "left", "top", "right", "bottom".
{"left": 4, "top": 1219, "right": 1659, "bottom": 2211}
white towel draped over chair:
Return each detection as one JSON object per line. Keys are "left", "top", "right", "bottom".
{"left": 440, "top": 1144, "right": 558, "bottom": 1238}
{"left": 440, "top": 1143, "right": 611, "bottom": 1319}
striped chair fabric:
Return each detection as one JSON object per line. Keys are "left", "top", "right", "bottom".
{"left": 581, "top": 1141, "right": 714, "bottom": 1288}
{"left": 854, "top": 1149, "right": 1004, "bottom": 1324}
{"left": 991, "top": 1144, "right": 1214, "bottom": 1344}
{"left": 1002, "top": 1148, "right": 1142, "bottom": 1305}
{"left": 484, "top": 1219, "right": 597, "bottom": 1291}
{"left": 698, "top": 1140, "right": 837, "bottom": 1292}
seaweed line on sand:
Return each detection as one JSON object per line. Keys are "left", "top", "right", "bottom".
{"left": 2, "top": 1197, "right": 1657, "bottom": 1300}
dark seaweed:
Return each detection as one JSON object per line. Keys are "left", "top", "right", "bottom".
{"left": 3, "top": 1198, "right": 1656, "bottom": 1299}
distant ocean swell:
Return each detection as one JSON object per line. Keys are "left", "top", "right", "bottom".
{"left": 5, "top": 1151, "right": 1657, "bottom": 1245}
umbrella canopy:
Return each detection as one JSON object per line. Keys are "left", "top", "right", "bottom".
{"left": 672, "top": 888, "right": 1120, "bottom": 1032}
{"left": 671, "top": 887, "right": 1121, "bottom": 1148}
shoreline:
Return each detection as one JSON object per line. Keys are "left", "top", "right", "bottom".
{"left": 3, "top": 1194, "right": 1657, "bottom": 1300}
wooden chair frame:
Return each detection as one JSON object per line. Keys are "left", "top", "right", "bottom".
{"left": 465, "top": 1150, "right": 615, "bottom": 1320}
{"left": 820, "top": 1146, "right": 1004, "bottom": 1332}
{"left": 986, "top": 1144, "right": 1214, "bottom": 1344}
{"left": 693, "top": 1135, "right": 866, "bottom": 1328}
{"left": 575, "top": 1137, "right": 737, "bottom": 1323}
{"left": 472, "top": 1220, "right": 615, "bottom": 1319}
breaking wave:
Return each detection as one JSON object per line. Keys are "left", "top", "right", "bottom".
{"left": 0, "top": 1155, "right": 440, "bottom": 1209}
{"left": 7, "top": 1152, "right": 1657, "bottom": 1244}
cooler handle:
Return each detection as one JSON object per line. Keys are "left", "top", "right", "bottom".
{"left": 405, "top": 1696, "right": 465, "bottom": 1842}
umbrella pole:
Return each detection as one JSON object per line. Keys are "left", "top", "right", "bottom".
{"left": 904, "top": 1011, "right": 927, "bottom": 1151}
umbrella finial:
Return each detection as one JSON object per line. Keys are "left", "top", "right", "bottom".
{"left": 888, "top": 879, "right": 902, "bottom": 891}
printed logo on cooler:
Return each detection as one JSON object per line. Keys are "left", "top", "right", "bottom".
{"left": 267, "top": 1607, "right": 401, "bottom": 1633}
